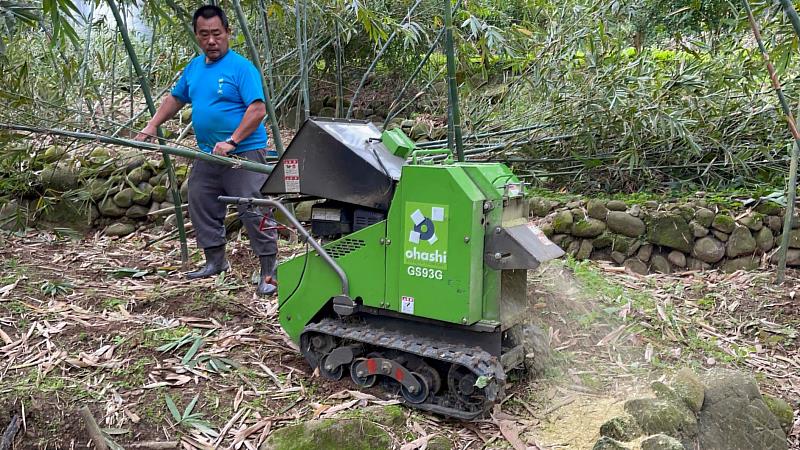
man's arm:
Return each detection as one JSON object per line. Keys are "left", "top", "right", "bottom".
{"left": 134, "top": 95, "right": 186, "bottom": 142}
{"left": 212, "top": 100, "right": 267, "bottom": 156}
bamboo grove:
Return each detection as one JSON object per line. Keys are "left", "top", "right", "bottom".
{"left": 2, "top": 0, "right": 800, "bottom": 194}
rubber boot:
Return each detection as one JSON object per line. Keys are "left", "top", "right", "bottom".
{"left": 186, "top": 245, "right": 230, "bottom": 279}
{"left": 257, "top": 255, "right": 278, "bottom": 297}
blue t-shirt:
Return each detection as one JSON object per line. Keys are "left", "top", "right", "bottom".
{"left": 171, "top": 50, "right": 268, "bottom": 154}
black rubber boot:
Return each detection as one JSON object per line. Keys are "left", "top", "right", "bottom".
{"left": 186, "top": 245, "right": 230, "bottom": 279}
{"left": 257, "top": 255, "right": 278, "bottom": 297}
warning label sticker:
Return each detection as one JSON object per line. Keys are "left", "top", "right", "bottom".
{"left": 401, "top": 296, "right": 414, "bottom": 314}
{"left": 528, "top": 222, "right": 554, "bottom": 245}
{"left": 284, "top": 159, "right": 299, "bottom": 176}
{"left": 284, "top": 176, "right": 300, "bottom": 192}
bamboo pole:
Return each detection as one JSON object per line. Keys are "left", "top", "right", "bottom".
{"left": 0, "top": 124, "right": 275, "bottom": 174}
{"left": 164, "top": 0, "right": 202, "bottom": 54}
{"left": 443, "top": 0, "right": 464, "bottom": 161}
{"left": 259, "top": 0, "right": 277, "bottom": 100}
{"left": 106, "top": 0, "right": 189, "bottom": 264}
{"left": 347, "top": 0, "right": 424, "bottom": 119}
{"left": 232, "top": 0, "right": 285, "bottom": 156}
{"left": 294, "top": 0, "right": 310, "bottom": 121}
{"left": 744, "top": 0, "right": 800, "bottom": 284}
{"left": 335, "top": 21, "right": 345, "bottom": 118}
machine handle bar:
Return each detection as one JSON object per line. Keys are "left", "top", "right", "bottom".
{"left": 217, "top": 196, "right": 350, "bottom": 296}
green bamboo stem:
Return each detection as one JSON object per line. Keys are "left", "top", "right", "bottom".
{"left": 259, "top": 0, "right": 277, "bottom": 100}
{"left": 77, "top": 3, "right": 94, "bottom": 113}
{"left": 0, "top": 124, "right": 274, "bottom": 174}
{"left": 347, "top": 0, "right": 424, "bottom": 119}
{"left": 232, "top": 0, "right": 285, "bottom": 155}
{"left": 777, "top": 0, "right": 800, "bottom": 284}
{"left": 744, "top": 0, "right": 800, "bottom": 283}
{"left": 295, "top": 0, "right": 309, "bottom": 121}
{"left": 106, "top": 0, "right": 189, "bottom": 264}
{"left": 443, "top": 0, "right": 464, "bottom": 161}
{"left": 335, "top": 20, "right": 344, "bottom": 118}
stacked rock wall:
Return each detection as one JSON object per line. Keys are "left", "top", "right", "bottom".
{"left": 530, "top": 195, "right": 800, "bottom": 274}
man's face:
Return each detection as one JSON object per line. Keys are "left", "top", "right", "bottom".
{"left": 195, "top": 15, "right": 229, "bottom": 61}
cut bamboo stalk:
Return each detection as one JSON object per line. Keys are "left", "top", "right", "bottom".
{"left": 776, "top": 0, "right": 800, "bottom": 284}
{"left": 78, "top": 407, "right": 108, "bottom": 450}
{"left": 443, "top": 0, "right": 464, "bottom": 161}
{"left": 107, "top": 0, "right": 189, "bottom": 264}
{"left": 232, "top": 0, "right": 285, "bottom": 155}
{"left": 743, "top": 0, "right": 800, "bottom": 284}
{"left": 0, "top": 124, "right": 274, "bottom": 175}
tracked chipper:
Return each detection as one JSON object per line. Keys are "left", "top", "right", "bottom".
{"left": 220, "top": 118, "right": 564, "bottom": 419}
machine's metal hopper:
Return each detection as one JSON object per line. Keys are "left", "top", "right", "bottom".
{"left": 261, "top": 118, "right": 405, "bottom": 210}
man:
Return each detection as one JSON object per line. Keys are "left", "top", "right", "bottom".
{"left": 136, "top": 5, "right": 277, "bottom": 296}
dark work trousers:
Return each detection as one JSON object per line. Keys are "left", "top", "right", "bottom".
{"left": 187, "top": 149, "right": 278, "bottom": 256}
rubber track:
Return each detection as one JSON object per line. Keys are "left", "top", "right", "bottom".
{"left": 303, "top": 318, "right": 506, "bottom": 419}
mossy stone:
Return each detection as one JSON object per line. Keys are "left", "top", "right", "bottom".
{"left": 540, "top": 223, "right": 554, "bottom": 238}
{"left": 151, "top": 185, "right": 168, "bottom": 203}
{"left": 641, "top": 434, "right": 685, "bottom": 450}
{"left": 85, "top": 178, "right": 110, "bottom": 202}
{"left": 593, "top": 232, "right": 613, "bottom": 249}
{"left": 671, "top": 368, "right": 705, "bottom": 413}
{"left": 552, "top": 210, "right": 573, "bottom": 234}
{"left": 576, "top": 239, "right": 594, "bottom": 260}
{"left": 711, "top": 214, "right": 735, "bottom": 233}
{"left": 756, "top": 227, "right": 774, "bottom": 253}
{"left": 612, "top": 234, "right": 641, "bottom": 256}
{"left": 606, "top": 200, "right": 627, "bottom": 211}
{"left": 127, "top": 166, "right": 152, "bottom": 185}
{"left": 260, "top": 417, "right": 392, "bottom": 450}
{"left": 42, "top": 145, "right": 68, "bottom": 163}
{"left": 720, "top": 256, "right": 759, "bottom": 273}
{"left": 39, "top": 162, "right": 80, "bottom": 191}
{"left": 529, "top": 197, "right": 552, "bottom": 217}
{"left": 125, "top": 205, "right": 150, "bottom": 219}
{"left": 623, "top": 398, "right": 698, "bottom": 441}
{"left": 426, "top": 435, "right": 453, "bottom": 450}
{"left": 607, "top": 211, "right": 646, "bottom": 237}
{"left": 88, "top": 147, "right": 111, "bottom": 166}
{"left": 37, "top": 198, "right": 97, "bottom": 232}
{"left": 762, "top": 394, "right": 794, "bottom": 434}
{"left": 113, "top": 188, "right": 135, "bottom": 208}
{"left": 572, "top": 218, "right": 606, "bottom": 238}
{"left": 132, "top": 184, "right": 153, "bottom": 206}
{"left": 98, "top": 198, "right": 126, "bottom": 218}
{"left": 725, "top": 226, "right": 756, "bottom": 258}
{"left": 647, "top": 215, "right": 693, "bottom": 253}
{"left": 600, "top": 415, "right": 642, "bottom": 441}
{"left": 105, "top": 222, "right": 136, "bottom": 237}
{"left": 587, "top": 199, "right": 609, "bottom": 220}
{"left": 592, "top": 436, "right": 629, "bottom": 450}
{"left": 694, "top": 207, "right": 715, "bottom": 228}
{"left": 755, "top": 201, "right": 782, "bottom": 216}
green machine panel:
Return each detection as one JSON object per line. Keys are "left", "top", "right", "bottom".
{"left": 278, "top": 221, "right": 387, "bottom": 341}
{"left": 385, "top": 165, "right": 488, "bottom": 325}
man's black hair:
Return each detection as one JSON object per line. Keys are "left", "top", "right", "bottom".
{"left": 193, "top": 5, "right": 229, "bottom": 31}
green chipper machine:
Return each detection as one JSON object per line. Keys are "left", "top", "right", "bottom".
{"left": 220, "top": 118, "right": 564, "bottom": 419}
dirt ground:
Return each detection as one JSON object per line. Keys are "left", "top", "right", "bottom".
{"left": 0, "top": 228, "right": 798, "bottom": 449}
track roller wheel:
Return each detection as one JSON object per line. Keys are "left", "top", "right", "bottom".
{"left": 350, "top": 358, "right": 377, "bottom": 388}
{"left": 319, "top": 353, "right": 344, "bottom": 380}
{"left": 401, "top": 373, "right": 429, "bottom": 404}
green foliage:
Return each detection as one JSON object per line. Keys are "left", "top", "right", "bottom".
{"left": 40, "top": 279, "right": 73, "bottom": 297}
{"left": 165, "top": 394, "right": 219, "bottom": 438}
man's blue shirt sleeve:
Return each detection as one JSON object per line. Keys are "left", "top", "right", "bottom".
{"left": 171, "top": 62, "right": 192, "bottom": 103}
{"left": 238, "top": 63, "right": 265, "bottom": 106}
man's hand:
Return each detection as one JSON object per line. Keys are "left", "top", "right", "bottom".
{"left": 213, "top": 141, "right": 236, "bottom": 156}
{"left": 135, "top": 124, "right": 158, "bottom": 142}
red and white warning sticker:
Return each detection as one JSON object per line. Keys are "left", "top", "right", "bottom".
{"left": 283, "top": 159, "right": 300, "bottom": 192}
{"left": 401, "top": 296, "right": 414, "bottom": 314}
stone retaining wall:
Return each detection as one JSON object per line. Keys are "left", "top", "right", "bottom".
{"left": 529, "top": 195, "right": 800, "bottom": 274}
